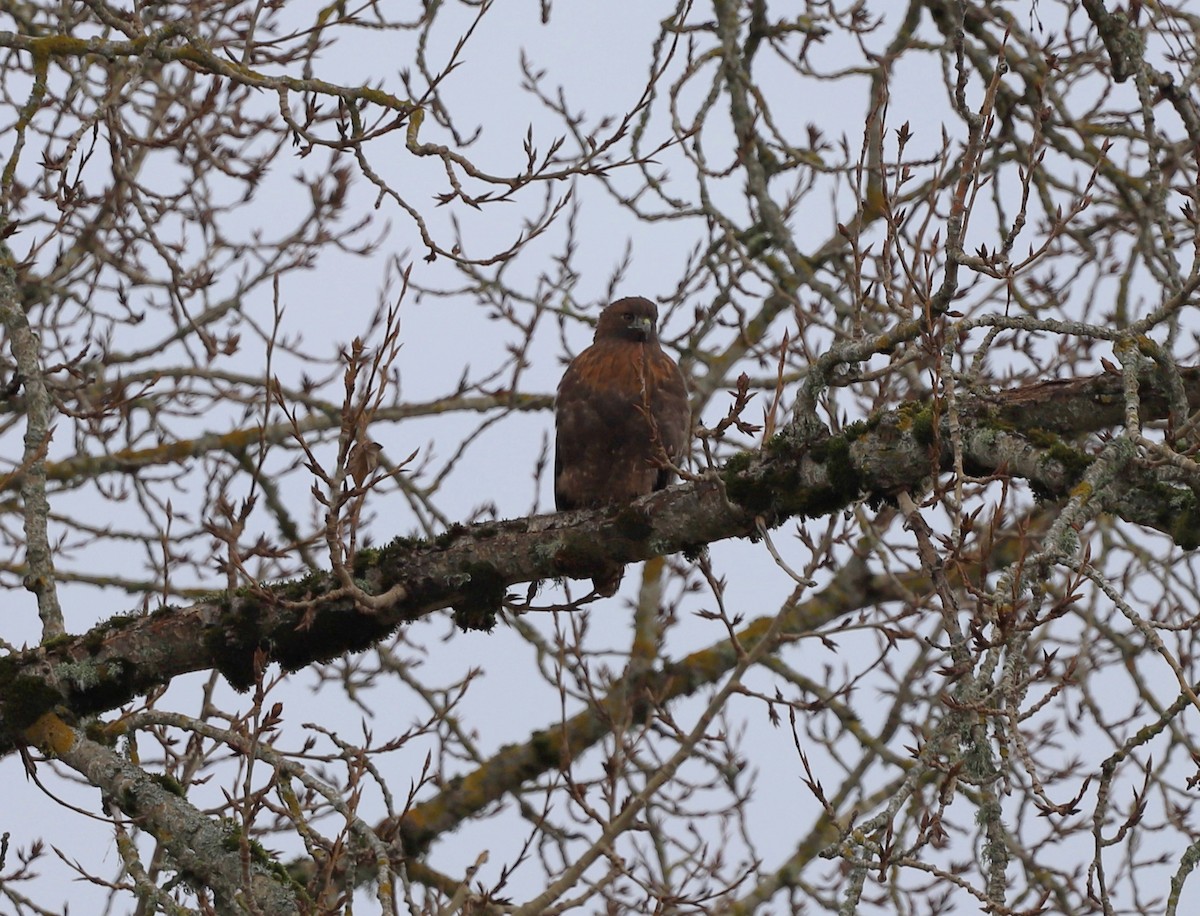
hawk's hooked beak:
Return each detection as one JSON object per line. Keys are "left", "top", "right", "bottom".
{"left": 630, "top": 315, "right": 653, "bottom": 339}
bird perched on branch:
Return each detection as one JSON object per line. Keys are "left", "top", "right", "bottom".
{"left": 554, "top": 297, "right": 690, "bottom": 596}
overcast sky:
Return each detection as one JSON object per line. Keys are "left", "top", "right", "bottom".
{"left": 2, "top": 2, "right": 1194, "bottom": 913}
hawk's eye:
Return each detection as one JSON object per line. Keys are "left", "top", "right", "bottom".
{"left": 623, "top": 312, "right": 635, "bottom": 321}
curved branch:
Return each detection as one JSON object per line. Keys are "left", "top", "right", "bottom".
{"left": 22, "top": 714, "right": 304, "bottom": 915}
{"left": 2, "top": 364, "right": 1197, "bottom": 758}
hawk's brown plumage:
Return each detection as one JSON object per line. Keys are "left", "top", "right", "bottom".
{"left": 554, "top": 297, "right": 690, "bottom": 595}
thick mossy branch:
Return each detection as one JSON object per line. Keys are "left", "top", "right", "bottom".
{"left": 1, "top": 366, "right": 1197, "bottom": 753}
{"left": 39, "top": 720, "right": 308, "bottom": 915}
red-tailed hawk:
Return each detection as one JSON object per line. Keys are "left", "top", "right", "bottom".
{"left": 554, "top": 297, "right": 690, "bottom": 595}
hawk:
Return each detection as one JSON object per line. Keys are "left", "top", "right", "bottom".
{"left": 554, "top": 297, "right": 690, "bottom": 595}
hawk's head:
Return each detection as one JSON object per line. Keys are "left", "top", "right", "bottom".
{"left": 595, "top": 297, "right": 659, "bottom": 344}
